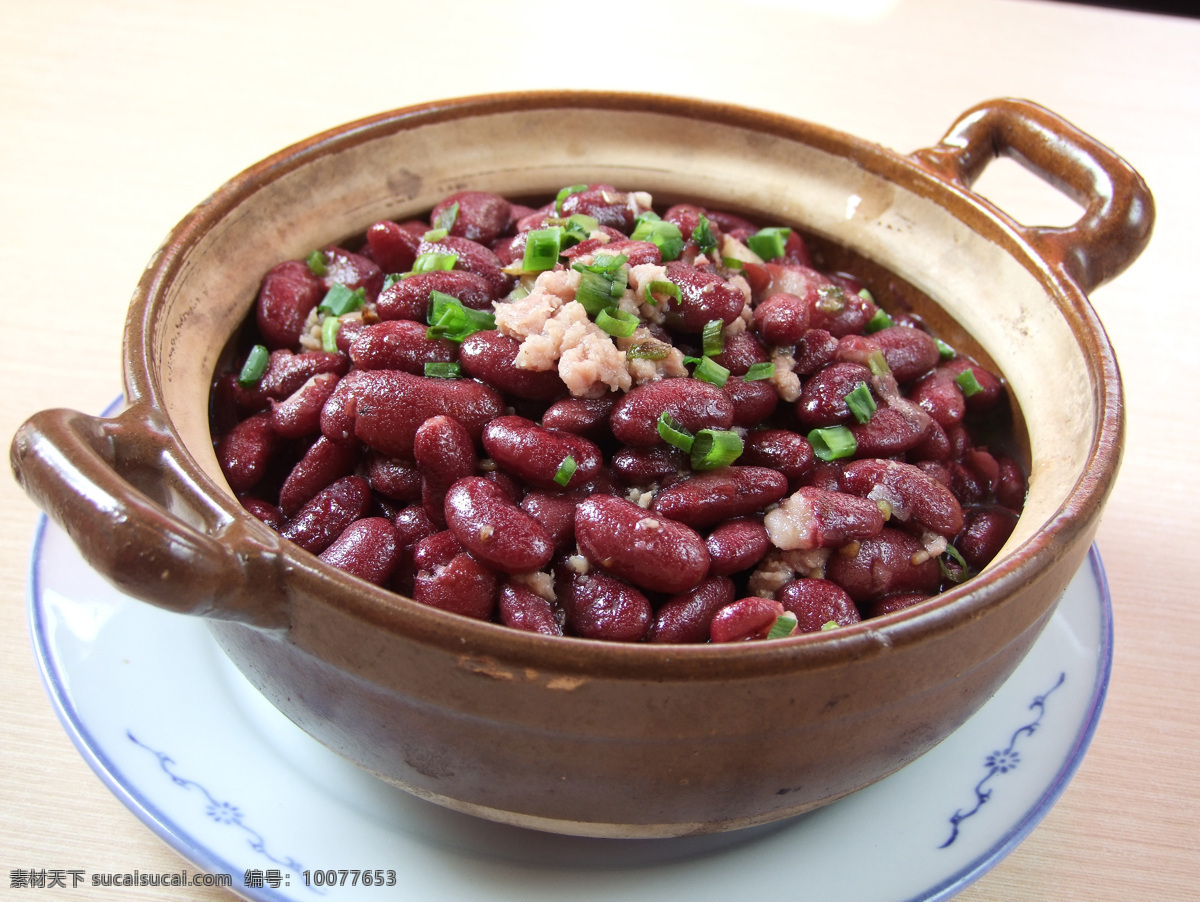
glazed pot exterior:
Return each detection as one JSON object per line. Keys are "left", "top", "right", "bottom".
{"left": 11, "top": 93, "right": 1150, "bottom": 836}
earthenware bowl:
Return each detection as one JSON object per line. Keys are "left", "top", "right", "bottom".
{"left": 11, "top": 93, "right": 1151, "bottom": 837}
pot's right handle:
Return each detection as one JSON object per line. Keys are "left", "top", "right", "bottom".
{"left": 910, "top": 98, "right": 1154, "bottom": 294}
{"left": 11, "top": 403, "right": 287, "bottom": 630}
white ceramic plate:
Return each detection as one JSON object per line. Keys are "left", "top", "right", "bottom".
{"left": 28, "top": 509, "right": 1111, "bottom": 902}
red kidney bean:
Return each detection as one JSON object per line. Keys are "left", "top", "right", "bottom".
{"left": 663, "top": 204, "right": 711, "bottom": 242}
{"left": 390, "top": 504, "right": 436, "bottom": 595}
{"left": 364, "top": 451, "right": 421, "bottom": 504}
{"left": 956, "top": 505, "right": 1019, "bottom": 570}
{"left": 482, "top": 415, "right": 603, "bottom": 490}
{"left": 781, "top": 229, "right": 813, "bottom": 267}
{"left": 348, "top": 320, "right": 456, "bottom": 373}
{"left": 365, "top": 220, "right": 420, "bottom": 274}
{"left": 762, "top": 263, "right": 828, "bottom": 301}
{"left": 910, "top": 420, "right": 953, "bottom": 462}
{"left": 825, "top": 528, "right": 942, "bottom": 603}
{"left": 852, "top": 392, "right": 936, "bottom": 458}
{"left": 652, "top": 467, "right": 789, "bottom": 528}
{"left": 948, "top": 461, "right": 989, "bottom": 506}
{"left": 443, "top": 477, "right": 554, "bottom": 574}
{"left": 319, "top": 517, "right": 400, "bottom": 586}
{"left": 412, "top": 529, "right": 463, "bottom": 570}
{"left": 809, "top": 286, "right": 876, "bottom": 337}
{"left": 431, "top": 191, "right": 512, "bottom": 245}
{"left": 663, "top": 261, "right": 747, "bottom": 333}
{"left": 413, "top": 550, "right": 497, "bottom": 620}
{"left": 540, "top": 395, "right": 616, "bottom": 439}
{"left": 609, "top": 378, "right": 734, "bottom": 447}
{"left": 712, "top": 331, "right": 769, "bottom": 376}
{"left": 459, "top": 330, "right": 565, "bottom": 401}
{"left": 520, "top": 490, "right": 582, "bottom": 552}
{"left": 376, "top": 270, "right": 496, "bottom": 321}
{"left": 611, "top": 445, "right": 688, "bottom": 485}
{"left": 649, "top": 576, "right": 737, "bottom": 644}
{"left": 995, "top": 455, "right": 1028, "bottom": 511}
{"left": 710, "top": 597, "right": 786, "bottom": 643}
{"left": 255, "top": 260, "right": 325, "bottom": 349}
{"left": 703, "top": 207, "right": 758, "bottom": 235}
{"left": 723, "top": 376, "right": 778, "bottom": 427}
{"left": 754, "top": 293, "right": 812, "bottom": 346}
{"left": 280, "top": 475, "right": 372, "bottom": 554}
{"left": 777, "top": 579, "right": 861, "bottom": 632}
{"left": 217, "top": 412, "right": 278, "bottom": 494}
{"left": 910, "top": 368, "right": 967, "bottom": 427}
{"left": 321, "top": 246, "right": 384, "bottom": 302}
{"left": 490, "top": 233, "right": 525, "bottom": 267}
{"left": 863, "top": 593, "right": 930, "bottom": 618}
{"left": 594, "top": 239, "right": 662, "bottom": 267}
{"left": 942, "top": 357, "right": 1005, "bottom": 412}
{"left": 562, "top": 571, "right": 652, "bottom": 642}
{"left": 741, "top": 429, "right": 814, "bottom": 482}
{"left": 795, "top": 361, "right": 873, "bottom": 429}
{"left": 414, "top": 415, "right": 477, "bottom": 526}
{"left": 270, "top": 372, "right": 340, "bottom": 439}
{"left": 575, "top": 494, "right": 709, "bottom": 594}
{"left": 763, "top": 486, "right": 885, "bottom": 550}
{"left": 278, "top": 437, "right": 361, "bottom": 517}
{"left": 324, "top": 370, "right": 504, "bottom": 458}
{"left": 418, "top": 234, "right": 513, "bottom": 298}
{"left": 242, "top": 497, "right": 283, "bottom": 530}
{"left": 872, "top": 326, "right": 941, "bottom": 383}
{"left": 793, "top": 328, "right": 839, "bottom": 375}
{"left": 801, "top": 461, "right": 845, "bottom": 492}
{"left": 497, "top": 581, "right": 563, "bottom": 636}
{"left": 705, "top": 517, "right": 771, "bottom": 576}
{"left": 840, "top": 458, "right": 964, "bottom": 537}
{"left": 483, "top": 468, "right": 524, "bottom": 503}
{"left": 559, "top": 184, "right": 636, "bottom": 232}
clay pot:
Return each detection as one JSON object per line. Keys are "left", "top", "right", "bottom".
{"left": 10, "top": 94, "right": 1151, "bottom": 837}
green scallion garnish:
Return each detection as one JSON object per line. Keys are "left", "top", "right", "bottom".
{"left": 382, "top": 272, "right": 404, "bottom": 291}
{"left": 553, "top": 455, "right": 577, "bottom": 487}
{"left": 693, "top": 214, "right": 718, "bottom": 255}
{"left": 237, "top": 344, "right": 269, "bottom": 387}
{"left": 424, "top": 361, "right": 462, "bottom": 379}
{"left": 572, "top": 254, "right": 629, "bottom": 316}
{"left": 692, "top": 356, "right": 730, "bottom": 388}
{"left": 521, "top": 227, "right": 564, "bottom": 272}
{"left": 318, "top": 283, "right": 366, "bottom": 317}
{"left": 320, "top": 316, "right": 341, "bottom": 353}
{"left": 865, "top": 309, "right": 893, "bottom": 333}
{"left": 936, "top": 338, "right": 956, "bottom": 360}
{"left": 807, "top": 426, "right": 857, "bottom": 461}
{"left": 565, "top": 212, "right": 600, "bottom": 237}
{"left": 626, "top": 340, "right": 671, "bottom": 361}
{"left": 433, "top": 201, "right": 459, "bottom": 232}
{"left": 939, "top": 544, "right": 974, "bottom": 584}
{"left": 766, "top": 612, "right": 798, "bottom": 640}
{"left": 410, "top": 252, "right": 458, "bottom": 274}
{"left": 643, "top": 279, "right": 681, "bottom": 306}
{"left": 305, "top": 249, "right": 328, "bottom": 277}
{"left": 421, "top": 228, "right": 449, "bottom": 243}
{"left": 820, "top": 620, "right": 840, "bottom": 631}
{"left": 844, "top": 382, "right": 876, "bottom": 424}
{"left": 858, "top": 288, "right": 875, "bottom": 303}
{"left": 555, "top": 184, "right": 588, "bottom": 214}
{"left": 721, "top": 256, "right": 745, "bottom": 270}
{"left": 690, "top": 428, "right": 744, "bottom": 471}
{"left": 702, "top": 319, "right": 725, "bottom": 357}
{"left": 630, "top": 217, "right": 684, "bottom": 262}
{"left": 426, "top": 290, "right": 495, "bottom": 342}
{"left": 657, "top": 412, "right": 695, "bottom": 452}
{"left": 743, "top": 362, "right": 776, "bottom": 382}
{"left": 956, "top": 369, "right": 984, "bottom": 397}
{"left": 596, "top": 307, "right": 639, "bottom": 338}
{"left": 746, "top": 226, "right": 791, "bottom": 261}
{"left": 866, "top": 350, "right": 891, "bottom": 376}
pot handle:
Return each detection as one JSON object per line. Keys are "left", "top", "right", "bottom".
{"left": 910, "top": 98, "right": 1154, "bottom": 294}
{"left": 11, "top": 403, "right": 287, "bottom": 629}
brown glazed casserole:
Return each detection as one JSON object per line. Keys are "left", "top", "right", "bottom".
{"left": 11, "top": 93, "right": 1152, "bottom": 837}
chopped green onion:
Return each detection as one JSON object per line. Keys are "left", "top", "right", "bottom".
{"left": 318, "top": 283, "right": 366, "bottom": 317}
{"left": 572, "top": 253, "right": 627, "bottom": 277}
{"left": 555, "top": 183, "right": 588, "bottom": 214}
{"left": 596, "top": 307, "right": 639, "bottom": 338}
{"left": 820, "top": 620, "right": 840, "bottom": 631}
{"left": 424, "top": 361, "right": 462, "bottom": 379}
{"left": 865, "top": 309, "right": 894, "bottom": 333}
{"left": 701, "top": 319, "right": 725, "bottom": 357}
{"left": 426, "top": 290, "right": 495, "bottom": 342}
{"left": 573, "top": 254, "right": 629, "bottom": 316}
{"left": 627, "top": 339, "right": 671, "bottom": 361}
{"left": 565, "top": 212, "right": 600, "bottom": 235}
{"left": 858, "top": 288, "right": 875, "bottom": 303}
{"left": 422, "top": 228, "right": 448, "bottom": 243}
{"left": 657, "top": 412, "right": 695, "bottom": 452}
{"left": 844, "top": 382, "right": 876, "bottom": 424}
{"left": 721, "top": 256, "right": 745, "bottom": 270}
{"left": 690, "top": 428, "right": 744, "bottom": 471}
{"left": 631, "top": 217, "right": 684, "bottom": 261}
{"left": 746, "top": 226, "right": 791, "bottom": 260}
{"left": 521, "top": 227, "right": 564, "bottom": 272}
{"left": 815, "top": 284, "right": 846, "bottom": 314}
{"left": 956, "top": 369, "right": 984, "bottom": 397}
{"left": 410, "top": 252, "right": 458, "bottom": 274}
{"left": 382, "top": 272, "right": 404, "bottom": 291}
{"left": 320, "top": 316, "right": 341, "bottom": 353}
{"left": 807, "top": 426, "right": 857, "bottom": 461}
{"left": 866, "top": 350, "right": 891, "bottom": 376}
{"left": 693, "top": 214, "right": 718, "bottom": 255}
{"left": 936, "top": 338, "right": 956, "bottom": 360}
{"left": 743, "top": 362, "right": 776, "bottom": 381}
{"left": 692, "top": 356, "right": 730, "bottom": 388}
{"left": 237, "top": 344, "right": 269, "bottom": 387}
{"left": 634, "top": 210, "right": 662, "bottom": 224}
{"left": 939, "top": 544, "right": 974, "bottom": 584}
{"left": 643, "top": 279, "right": 681, "bottom": 306}
{"left": 433, "top": 201, "right": 459, "bottom": 232}
{"left": 305, "top": 249, "right": 328, "bottom": 277}
{"left": 766, "top": 612, "right": 798, "bottom": 640}
{"left": 553, "top": 455, "right": 578, "bottom": 487}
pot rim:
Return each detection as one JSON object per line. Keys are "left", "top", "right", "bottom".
{"left": 120, "top": 91, "right": 1131, "bottom": 677}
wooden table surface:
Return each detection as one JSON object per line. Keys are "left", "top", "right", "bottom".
{"left": 3, "top": 0, "right": 1198, "bottom": 898}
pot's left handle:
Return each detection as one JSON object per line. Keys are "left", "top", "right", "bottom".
{"left": 11, "top": 404, "right": 288, "bottom": 630}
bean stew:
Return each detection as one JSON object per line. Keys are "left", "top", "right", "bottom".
{"left": 210, "top": 185, "right": 1027, "bottom": 643}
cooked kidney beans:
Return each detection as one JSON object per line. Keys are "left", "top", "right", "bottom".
{"left": 213, "top": 183, "right": 1027, "bottom": 642}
